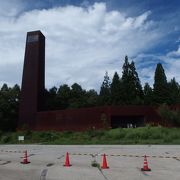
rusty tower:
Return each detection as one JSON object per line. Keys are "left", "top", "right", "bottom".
{"left": 19, "top": 30, "right": 45, "bottom": 129}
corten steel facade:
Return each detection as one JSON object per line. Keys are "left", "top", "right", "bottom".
{"left": 19, "top": 31, "right": 169, "bottom": 131}
{"left": 35, "top": 106, "right": 162, "bottom": 131}
{"left": 19, "top": 31, "right": 45, "bottom": 129}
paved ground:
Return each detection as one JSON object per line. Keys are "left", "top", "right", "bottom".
{"left": 0, "top": 145, "right": 180, "bottom": 180}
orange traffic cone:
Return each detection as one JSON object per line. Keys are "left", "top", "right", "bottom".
{"left": 21, "top": 150, "right": 30, "bottom": 164}
{"left": 64, "top": 152, "right": 71, "bottom": 167}
{"left": 101, "top": 154, "right": 109, "bottom": 169}
{"left": 141, "top": 155, "right": 151, "bottom": 171}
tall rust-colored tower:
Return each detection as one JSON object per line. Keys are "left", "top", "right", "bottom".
{"left": 19, "top": 31, "right": 45, "bottom": 129}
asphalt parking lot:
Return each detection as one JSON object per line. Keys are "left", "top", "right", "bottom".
{"left": 0, "top": 145, "right": 180, "bottom": 180}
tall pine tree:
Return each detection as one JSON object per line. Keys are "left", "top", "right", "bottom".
{"left": 99, "top": 71, "right": 111, "bottom": 105}
{"left": 111, "top": 72, "right": 124, "bottom": 105}
{"left": 121, "top": 56, "right": 143, "bottom": 104}
{"left": 130, "top": 61, "right": 144, "bottom": 101}
{"left": 153, "top": 63, "right": 168, "bottom": 104}
{"left": 143, "top": 83, "right": 153, "bottom": 105}
{"left": 111, "top": 72, "right": 120, "bottom": 105}
{"left": 167, "top": 78, "right": 180, "bottom": 104}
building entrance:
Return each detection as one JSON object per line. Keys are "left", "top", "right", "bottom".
{"left": 111, "top": 115, "right": 145, "bottom": 128}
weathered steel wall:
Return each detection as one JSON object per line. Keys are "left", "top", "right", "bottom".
{"left": 35, "top": 106, "right": 163, "bottom": 131}
{"left": 35, "top": 107, "right": 109, "bottom": 131}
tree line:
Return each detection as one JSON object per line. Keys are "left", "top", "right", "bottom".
{"left": 0, "top": 56, "right": 180, "bottom": 131}
{"left": 100, "top": 56, "right": 180, "bottom": 105}
{"left": 46, "top": 56, "right": 180, "bottom": 109}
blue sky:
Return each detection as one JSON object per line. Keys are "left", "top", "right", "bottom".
{"left": 0, "top": 0, "right": 179, "bottom": 90}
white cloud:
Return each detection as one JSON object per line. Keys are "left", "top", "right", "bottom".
{"left": 167, "top": 46, "right": 180, "bottom": 57}
{"left": 163, "top": 47, "right": 180, "bottom": 82}
{"left": 135, "top": 46, "right": 180, "bottom": 87}
{"left": 0, "top": 2, "right": 167, "bottom": 90}
{"left": 0, "top": 0, "right": 25, "bottom": 18}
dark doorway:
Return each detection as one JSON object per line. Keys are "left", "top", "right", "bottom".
{"left": 111, "top": 115, "right": 145, "bottom": 128}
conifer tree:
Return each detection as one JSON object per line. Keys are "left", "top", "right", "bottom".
{"left": 168, "top": 78, "right": 180, "bottom": 104}
{"left": 153, "top": 63, "right": 168, "bottom": 104}
{"left": 111, "top": 72, "right": 120, "bottom": 105}
{"left": 143, "top": 83, "right": 153, "bottom": 105}
{"left": 99, "top": 71, "right": 111, "bottom": 105}
{"left": 130, "top": 61, "right": 144, "bottom": 99}
{"left": 111, "top": 72, "right": 124, "bottom": 105}
{"left": 121, "top": 56, "right": 131, "bottom": 104}
{"left": 121, "top": 56, "right": 143, "bottom": 104}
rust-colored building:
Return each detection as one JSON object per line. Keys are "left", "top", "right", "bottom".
{"left": 18, "top": 31, "right": 168, "bottom": 131}
{"left": 35, "top": 106, "right": 162, "bottom": 131}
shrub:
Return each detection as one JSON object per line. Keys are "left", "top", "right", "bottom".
{"left": 132, "top": 127, "right": 151, "bottom": 139}
{"left": 159, "top": 104, "right": 180, "bottom": 126}
{"left": 1, "top": 135, "right": 10, "bottom": 143}
{"left": 106, "top": 128, "right": 126, "bottom": 139}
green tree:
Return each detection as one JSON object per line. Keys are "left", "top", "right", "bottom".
{"left": 111, "top": 72, "right": 120, "bottom": 105}
{"left": 99, "top": 71, "right": 111, "bottom": 105}
{"left": 143, "top": 83, "right": 153, "bottom": 105}
{"left": 130, "top": 61, "right": 143, "bottom": 99}
{"left": 111, "top": 72, "right": 124, "bottom": 105}
{"left": 121, "top": 56, "right": 143, "bottom": 104}
{"left": 57, "top": 84, "right": 71, "bottom": 109}
{"left": 159, "top": 104, "right": 180, "bottom": 126}
{"left": 69, "top": 83, "right": 86, "bottom": 108}
{"left": 153, "top": 63, "right": 168, "bottom": 104}
{"left": 0, "top": 84, "right": 20, "bottom": 131}
{"left": 167, "top": 78, "right": 180, "bottom": 104}
{"left": 45, "top": 86, "right": 58, "bottom": 110}
{"left": 84, "top": 89, "right": 98, "bottom": 107}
